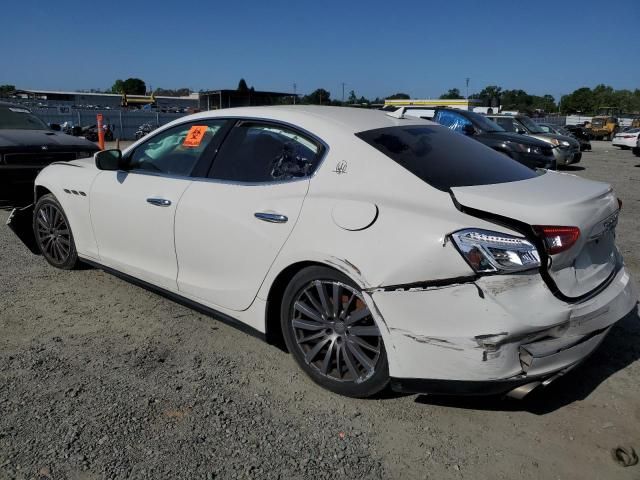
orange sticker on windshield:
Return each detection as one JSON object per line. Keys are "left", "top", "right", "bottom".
{"left": 183, "top": 125, "right": 208, "bottom": 147}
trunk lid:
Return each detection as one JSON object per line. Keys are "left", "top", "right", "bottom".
{"left": 451, "top": 171, "right": 620, "bottom": 298}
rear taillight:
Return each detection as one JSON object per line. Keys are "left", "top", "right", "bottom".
{"left": 450, "top": 229, "right": 540, "bottom": 274}
{"left": 533, "top": 226, "right": 580, "bottom": 255}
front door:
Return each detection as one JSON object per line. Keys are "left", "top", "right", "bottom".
{"left": 90, "top": 119, "right": 228, "bottom": 290}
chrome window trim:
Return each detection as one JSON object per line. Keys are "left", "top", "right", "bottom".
{"left": 121, "top": 116, "right": 330, "bottom": 187}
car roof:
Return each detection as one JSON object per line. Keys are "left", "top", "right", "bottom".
{"left": 178, "top": 105, "right": 433, "bottom": 136}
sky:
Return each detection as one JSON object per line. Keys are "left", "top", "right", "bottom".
{"left": 2, "top": 0, "right": 639, "bottom": 102}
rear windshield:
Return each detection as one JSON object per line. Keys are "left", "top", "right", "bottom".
{"left": 355, "top": 125, "right": 539, "bottom": 191}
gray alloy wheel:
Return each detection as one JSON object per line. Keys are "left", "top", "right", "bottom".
{"left": 33, "top": 194, "right": 79, "bottom": 269}
{"left": 281, "top": 266, "right": 389, "bottom": 397}
{"left": 292, "top": 280, "right": 382, "bottom": 382}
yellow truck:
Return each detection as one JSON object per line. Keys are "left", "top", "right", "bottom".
{"left": 587, "top": 107, "right": 620, "bottom": 141}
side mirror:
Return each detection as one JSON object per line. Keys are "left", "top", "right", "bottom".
{"left": 462, "top": 124, "right": 475, "bottom": 136}
{"left": 95, "top": 149, "right": 123, "bottom": 171}
{"left": 517, "top": 128, "right": 527, "bottom": 134}
{"left": 49, "top": 123, "right": 61, "bottom": 131}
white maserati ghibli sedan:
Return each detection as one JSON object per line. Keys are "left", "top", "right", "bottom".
{"left": 8, "top": 106, "right": 637, "bottom": 399}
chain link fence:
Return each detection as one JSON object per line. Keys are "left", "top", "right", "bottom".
{"left": 30, "top": 108, "right": 186, "bottom": 140}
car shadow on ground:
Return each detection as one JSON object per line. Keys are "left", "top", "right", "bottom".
{"left": 0, "top": 189, "right": 32, "bottom": 211}
{"left": 413, "top": 307, "right": 640, "bottom": 415}
{"left": 559, "top": 165, "right": 586, "bottom": 171}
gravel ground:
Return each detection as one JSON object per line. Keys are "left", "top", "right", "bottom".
{"left": 1, "top": 141, "right": 639, "bottom": 480}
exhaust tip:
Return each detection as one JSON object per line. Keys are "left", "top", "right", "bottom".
{"left": 506, "top": 381, "right": 542, "bottom": 400}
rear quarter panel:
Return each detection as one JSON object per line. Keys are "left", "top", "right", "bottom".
{"left": 257, "top": 132, "right": 517, "bottom": 298}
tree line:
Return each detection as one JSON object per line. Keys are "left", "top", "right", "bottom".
{"left": 3, "top": 79, "right": 640, "bottom": 115}
{"left": 440, "top": 84, "right": 640, "bottom": 114}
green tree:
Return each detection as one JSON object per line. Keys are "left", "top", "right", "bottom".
{"left": 302, "top": 88, "right": 331, "bottom": 105}
{"left": 386, "top": 92, "right": 410, "bottom": 100}
{"left": 111, "top": 79, "right": 124, "bottom": 94}
{"left": 237, "top": 78, "right": 249, "bottom": 92}
{"left": 348, "top": 89, "right": 357, "bottom": 104}
{"left": 439, "top": 88, "right": 464, "bottom": 99}
{"left": 560, "top": 87, "right": 594, "bottom": 114}
{"left": 111, "top": 78, "right": 146, "bottom": 95}
{"left": 470, "top": 85, "right": 502, "bottom": 107}
{"left": 0, "top": 84, "right": 16, "bottom": 97}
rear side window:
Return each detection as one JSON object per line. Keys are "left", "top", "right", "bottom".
{"left": 433, "top": 110, "right": 472, "bottom": 133}
{"left": 209, "top": 122, "right": 323, "bottom": 183}
{"left": 492, "top": 117, "right": 516, "bottom": 132}
{"left": 355, "top": 125, "right": 538, "bottom": 192}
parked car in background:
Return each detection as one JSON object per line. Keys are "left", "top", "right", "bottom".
{"left": 487, "top": 114, "right": 581, "bottom": 167}
{"left": 565, "top": 125, "right": 593, "bottom": 151}
{"left": 538, "top": 122, "right": 592, "bottom": 152}
{"left": 612, "top": 128, "right": 640, "bottom": 150}
{"left": 8, "top": 106, "right": 636, "bottom": 399}
{"left": 0, "top": 101, "right": 98, "bottom": 190}
{"left": 432, "top": 108, "right": 556, "bottom": 169}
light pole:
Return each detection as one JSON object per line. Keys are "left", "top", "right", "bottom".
{"left": 465, "top": 77, "right": 470, "bottom": 99}
{"left": 293, "top": 82, "right": 297, "bottom": 105}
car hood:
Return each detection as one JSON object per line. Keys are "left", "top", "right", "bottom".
{"left": 529, "top": 132, "right": 580, "bottom": 148}
{"left": 0, "top": 129, "right": 99, "bottom": 150}
{"left": 479, "top": 131, "right": 550, "bottom": 148}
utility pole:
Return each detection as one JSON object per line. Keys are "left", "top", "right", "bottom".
{"left": 465, "top": 78, "right": 470, "bottom": 99}
{"left": 341, "top": 82, "right": 346, "bottom": 103}
{"left": 293, "top": 82, "right": 296, "bottom": 105}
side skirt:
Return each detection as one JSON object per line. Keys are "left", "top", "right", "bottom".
{"left": 80, "top": 257, "right": 267, "bottom": 342}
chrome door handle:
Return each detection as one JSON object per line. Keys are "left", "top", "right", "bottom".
{"left": 254, "top": 212, "right": 288, "bottom": 223}
{"left": 146, "top": 198, "right": 172, "bottom": 207}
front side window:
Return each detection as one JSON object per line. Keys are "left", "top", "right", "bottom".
{"left": 209, "top": 122, "right": 323, "bottom": 183}
{"left": 356, "top": 125, "right": 539, "bottom": 192}
{"left": 128, "top": 120, "right": 226, "bottom": 176}
{"left": 517, "top": 116, "right": 545, "bottom": 134}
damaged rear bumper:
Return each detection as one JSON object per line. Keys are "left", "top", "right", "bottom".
{"left": 368, "top": 266, "right": 637, "bottom": 394}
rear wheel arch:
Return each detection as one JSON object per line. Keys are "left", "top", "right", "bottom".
{"left": 265, "top": 261, "right": 361, "bottom": 348}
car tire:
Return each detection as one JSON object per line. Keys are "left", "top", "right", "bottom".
{"left": 281, "top": 266, "right": 389, "bottom": 398}
{"left": 33, "top": 194, "right": 79, "bottom": 270}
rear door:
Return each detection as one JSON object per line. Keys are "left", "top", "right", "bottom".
{"left": 451, "top": 171, "right": 620, "bottom": 298}
{"left": 175, "top": 120, "right": 326, "bottom": 311}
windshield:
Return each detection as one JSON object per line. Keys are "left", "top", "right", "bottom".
{"left": 0, "top": 106, "right": 49, "bottom": 130}
{"left": 355, "top": 125, "right": 539, "bottom": 192}
{"left": 517, "top": 116, "right": 545, "bottom": 134}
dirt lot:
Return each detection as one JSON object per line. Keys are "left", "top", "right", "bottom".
{"left": 1, "top": 141, "right": 639, "bottom": 480}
